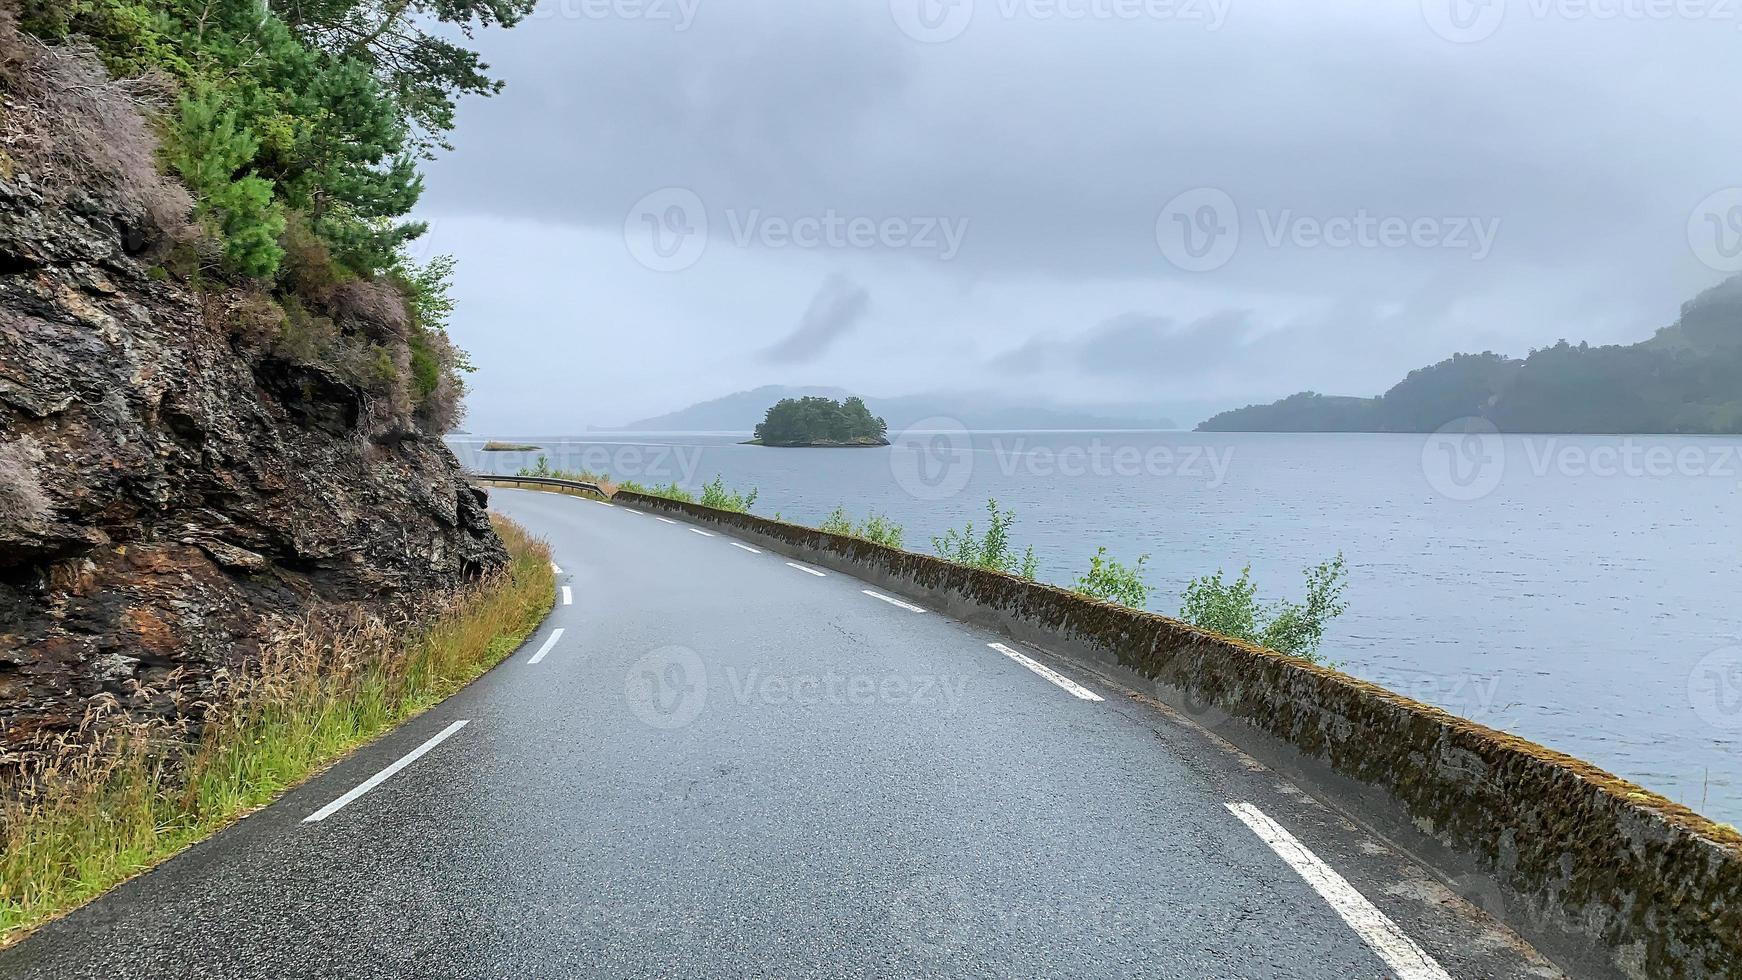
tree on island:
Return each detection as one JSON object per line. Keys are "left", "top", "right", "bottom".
{"left": 752, "top": 396, "right": 889, "bottom": 446}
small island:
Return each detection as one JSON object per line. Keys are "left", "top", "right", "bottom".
{"left": 746, "top": 395, "right": 890, "bottom": 447}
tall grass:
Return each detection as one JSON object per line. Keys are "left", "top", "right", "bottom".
{"left": 0, "top": 517, "right": 554, "bottom": 945}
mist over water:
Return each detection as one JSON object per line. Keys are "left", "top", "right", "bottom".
{"left": 457, "top": 429, "right": 1742, "bottom": 822}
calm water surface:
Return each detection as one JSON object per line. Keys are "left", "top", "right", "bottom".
{"left": 455, "top": 430, "right": 1742, "bottom": 823}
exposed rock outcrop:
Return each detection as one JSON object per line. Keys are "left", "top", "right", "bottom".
{"left": 0, "top": 38, "right": 503, "bottom": 758}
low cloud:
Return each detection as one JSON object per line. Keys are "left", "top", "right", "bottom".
{"left": 761, "top": 275, "right": 872, "bottom": 364}
{"left": 994, "top": 310, "right": 1257, "bottom": 377}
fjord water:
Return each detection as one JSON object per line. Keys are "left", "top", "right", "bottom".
{"left": 455, "top": 430, "right": 1742, "bottom": 824}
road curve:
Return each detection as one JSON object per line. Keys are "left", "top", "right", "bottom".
{"left": 0, "top": 489, "right": 1570, "bottom": 979}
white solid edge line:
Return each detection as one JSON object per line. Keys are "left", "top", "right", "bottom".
{"left": 1224, "top": 802, "right": 1453, "bottom": 980}
{"left": 731, "top": 543, "right": 762, "bottom": 554}
{"left": 785, "top": 562, "right": 826, "bottom": 577}
{"left": 689, "top": 528, "right": 716, "bottom": 537}
{"left": 528, "top": 627, "right": 566, "bottom": 665}
{"left": 304, "top": 720, "right": 470, "bottom": 823}
{"left": 561, "top": 585, "right": 573, "bottom": 605}
{"left": 655, "top": 517, "right": 678, "bottom": 525}
{"left": 987, "top": 642, "right": 1103, "bottom": 702}
{"left": 862, "top": 589, "right": 926, "bottom": 613}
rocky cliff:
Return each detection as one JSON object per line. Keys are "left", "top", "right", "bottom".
{"left": 0, "top": 29, "right": 504, "bottom": 761}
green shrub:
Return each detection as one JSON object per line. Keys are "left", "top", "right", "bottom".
{"left": 819, "top": 506, "right": 905, "bottom": 549}
{"left": 167, "top": 90, "right": 285, "bottom": 279}
{"left": 698, "top": 475, "right": 758, "bottom": 513}
{"left": 1179, "top": 554, "right": 1349, "bottom": 663}
{"left": 1073, "top": 547, "right": 1151, "bottom": 608}
{"left": 933, "top": 498, "right": 1038, "bottom": 580}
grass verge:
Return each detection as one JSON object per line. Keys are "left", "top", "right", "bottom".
{"left": 0, "top": 516, "right": 554, "bottom": 946}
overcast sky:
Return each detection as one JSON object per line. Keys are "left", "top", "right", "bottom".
{"left": 415, "top": 0, "right": 1742, "bottom": 431}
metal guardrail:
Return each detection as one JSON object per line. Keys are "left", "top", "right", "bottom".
{"left": 468, "top": 474, "right": 607, "bottom": 497}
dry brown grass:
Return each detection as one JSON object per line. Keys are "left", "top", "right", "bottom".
{"left": 0, "top": 10, "right": 193, "bottom": 245}
{"left": 0, "top": 517, "right": 554, "bottom": 946}
{"left": 328, "top": 279, "right": 410, "bottom": 340}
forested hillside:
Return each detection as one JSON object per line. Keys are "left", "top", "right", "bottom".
{"left": 1200, "top": 276, "right": 1742, "bottom": 433}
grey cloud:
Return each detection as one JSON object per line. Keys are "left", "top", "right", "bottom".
{"left": 762, "top": 275, "right": 872, "bottom": 363}
{"left": 994, "top": 311, "right": 1255, "bottom": 377}
{"left": 415, "top": 0, "right": 1741, "bottom": 428}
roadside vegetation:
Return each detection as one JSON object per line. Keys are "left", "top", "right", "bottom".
{"left": 932, "top": 498, "right": 1041, "bottom": 580}
{"left": 0, "top": 518, "right": 554, "bottom": 945}
{"left": 1072, "top": 547, "right": 1152, "bottom": 609}
{"left": 913, "top": 497, "right": 1349, "bottom": 662}
{"left": 819, "top": 506, "right": 905, "bottom": 549}
{"left": 1178, "top": 556, "right": 1350, "bottom": 664}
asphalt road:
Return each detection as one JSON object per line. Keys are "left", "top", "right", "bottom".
{"left": 1, "top": 489, "right": 1572, "bottom": 979}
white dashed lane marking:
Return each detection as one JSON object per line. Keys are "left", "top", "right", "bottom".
{"left": 785, "top": 562, "right": 826, "bottom": 577}
{"left": 862, "top": 590, "right": 926, "bottom": 613}
{"left": 561, "top": 586, "right": 573, "bottom": 606}
{"left": 1225, "top": 802, "right": 1453, "bottom": 980}
{"left": 528, "top": 628, "right": 565, "bottom": 666}
{"left": 986, "top": 643, "right": 1103, "bottom": 702}
{"left": 655, "top": 517, "right": 678, "bottom": 525}
{"left": 731, "top": 543, "right": 762, "bottom": 554}
{"left": 303, "top": 720, "right": 470, "bottom": 823}
{"left": 689, "top": 528, "right": 715, "bottom": 537}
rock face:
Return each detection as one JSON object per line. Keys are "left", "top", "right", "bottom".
{"left": 0, "top": 173, "right": 504, "bottom": 757}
